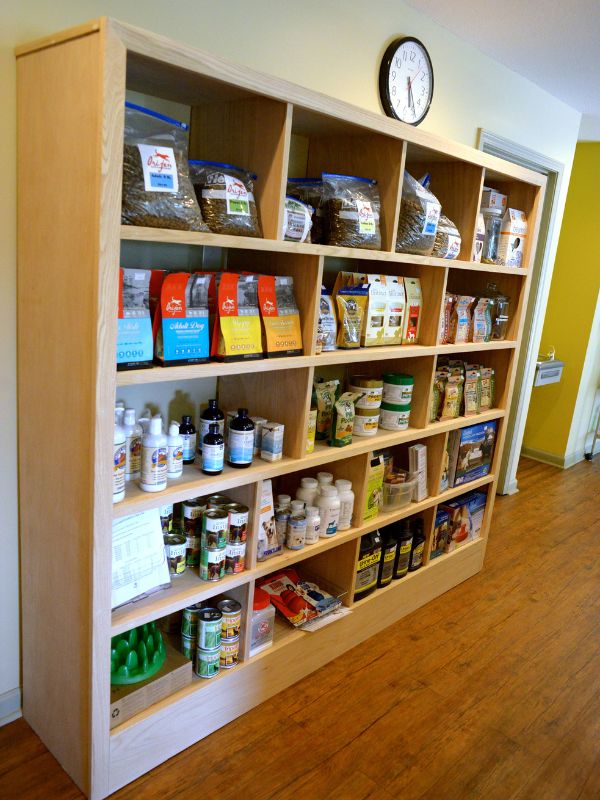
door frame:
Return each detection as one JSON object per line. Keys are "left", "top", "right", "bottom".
{"left": 477, "top": 129, "right": 564, "bottom": 494}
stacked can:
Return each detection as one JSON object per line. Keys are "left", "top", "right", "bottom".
{"left": 223, "top": 503, "right": 248, "bottom": 575}
{"left": 183, "top": 499, "right": 204, "bottom": 567}
{"left": 200, "top": 510, "right": 228, "bottom": 581}
{"left": 379, "top": 373, "right": 414, "bottom": 432}
{"left": 195, "top": 608, "right": 222, "bottom": 679}
{"left": 217, "top": 598, "right": 241, "bottom": 669}
{"left": 180, "top": 602, "right": 203, "bottom": 660}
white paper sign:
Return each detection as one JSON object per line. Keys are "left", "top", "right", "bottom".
{"left": 136, "top": 144, "right": 179, "bottom": 193}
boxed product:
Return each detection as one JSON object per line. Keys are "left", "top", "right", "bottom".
{"left": 361, "top": 275, "right": 388, "bottom": 347}
{"left": 110, "top": 638, "right": 192, "bottom": 729}
{"left": 498, "top": 209, "right": 528, "bottom": 267}
{"left": 408, "top": 443, "right": 428, "bottom": 502}
{"left": 402, "top": 277, "right": 422, "bottom": 344}
{"left": 261, "top": 422, "right": 284, "bottom": 462}
{"left": 447, "top": 420, "right": 497, "bottom": 488}
{"left": 257, "top": 567, "right": 342, "bottom": 627}
{"left": 364, "top": 453, "right": 385, "bottom": 520}
{"left": 383, "top": 276, "right": 406, "bottom": 345}
{"left": 153, "top": 272, "right": 211, "bottom": 366}
{"left": 430, "top": 509, "right": 450, "bottom": 559}
{"left": 440, "top": 490, "right": 487, "bottom": 552}
{"left": 212, "top": 273, "right": 263, "bottom": 361}
{"left": 256, "top": 479, "right": 281, "bottom": 561}
{"left": 480, "top": 188, "right": 507, "bottom": 214}
{"left": 116, "top": 268, "right": 153, "bottom": 370}
{"left": 257, "top": 275, "right": 303, "bottom": 356}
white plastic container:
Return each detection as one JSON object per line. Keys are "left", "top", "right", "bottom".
{"left": 305, "top": 506, "right": 321, "bottom": 544}
{"left": 335, "top": 479, "right": 355, "bottom": 530}
{"left": 290, "top": 500, "right": 305, "bottom": 515}
{"left": 296, "top": 477, "right": 318, "bottom": 506}
{"left": 379, "top": 402, "right": 411, "bottom": 431}
{"left": 140, "top": 416, "right": 168, "bottom": 492}
{"left": 316, "top": 472, "right": 334, "bottom": 497}
{"left": 113, "top": 420, "right": 126, "bottom": 504}
{"left": 382, "top": 471, "right": 418, "bottom": 510}
{"left": 317, "top": 486, "right": 340, "bottom": 537}
{"left": 353, "top": 411, "right": 380, "bottom": 437}
{"left": 249, "top": 588, "right": 275, "bottom": 657}
{"left": 277, "top": 494, "right": 291, "bottom": 510}
{"left": 122, "top": 408, "right": 142, "bottom": 481}
{"left": 115, "top": 401, "right": 125, "bottom": 427}
{"left": 167, "top": 421, "right": 184, "bottom": 479}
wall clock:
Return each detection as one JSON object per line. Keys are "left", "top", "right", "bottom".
{"left": 379, "top": 37, "right": 434, "bottom": 125}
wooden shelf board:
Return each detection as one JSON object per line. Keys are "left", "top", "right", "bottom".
{"left": 120, "top": 226, "right": 527, "bottom": 275}
{"left": 113, "top": 409, "right": 505, "bottom": 519}
{"left": 110, "top": 472, "right": 494, "bottom": 634}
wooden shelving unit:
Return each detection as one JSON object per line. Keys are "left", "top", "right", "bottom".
{"left": 16, "top": 17, "right": 545, "bottom": 800}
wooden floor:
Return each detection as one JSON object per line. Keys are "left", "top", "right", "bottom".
{"left": 2, "top": 457, "right": 599, "bottom": 800}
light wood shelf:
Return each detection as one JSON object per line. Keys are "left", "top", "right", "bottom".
{"left": 16, "top": 16, "right": 545, "bottom": 799}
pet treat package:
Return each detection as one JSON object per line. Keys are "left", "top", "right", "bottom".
{"left": 330, "top": 392, "right": 363, "bottom": 447}
{"left": 449, "top": 295, "right": 474, "bottom": 344}
{"left": 498, "top": 208, "right": 528, "bottom": 267}
{"left": 282, "top": 196, "right": 313, "bottom": 243}
{"left": 121, "top": 103, "right": 207, "bottom": 231}
{"left": 364, "top": 453, "right": 385, "bottom": 521}
{"left": 258, "top": 275, "right": 303, "bottom": 356}
{"left": 314, "top": 379, "right": 339, "bottom": 440}
{"left": 471, "top": 298, "right": 492, "bottom": 343}
{"left": 287, "top": 178, "right": 326, "bottom": 243}
{"left": 447, "top": 420, "right": 497, "bottom": 488}
{"left": 322, "top": 174, "right": 382, "bottom": 250}
{"left": 256, "top": 479, "right": 281, "bottom": 561}
{"left": 439, "top": 374, "right": 464, "bottom": 421}
{"left": 257, "top": 568, "right": 341, "bottom": 628}
{"left": 361, "top": 275, "right": 389, "bottom": 347}
{"left": 402, "top": 277, "right": 423, "bottom": 344}
{"left": 479, "top": 367, "right": 495, "bottom": 411}
{"left": 432, "top": 214, "right": 461, "bottom": 260}
{"left": 212, "top": 273, "right": 263, "bottom": 361}
{"left": 117, "top": 268, "right": 154, "bottom": 370}
{"left": 473, "top": 213, "right": 485, "bottom": 262}
{"left": 316, "top": 288, "right": 338, "bottom": 353}
{"left": 336, "top": 285, "right": 369, "bottom": 348}
{"left": 383, "top": 276, "right": 406, "bottom": 345}
{"left": 154, "top": 272, "right": 211, "bottom": 366}
{"left": 463, "top": 367, "right": 482, "bottom": 416}
{"left": 189, "top": 160, "right": 262, "bottom": 237}
{"left": 395, "top": 171, "right": 441, "bottom": 255}
{"left": 439, "top": 293, "right": 455, "bottom": 345}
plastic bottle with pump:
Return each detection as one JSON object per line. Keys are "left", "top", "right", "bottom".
{"left": 113, "top": 414, "right": 126, "bottom": 504}
{"left": 122, "top": 408, "right": 142, "bottom": 481}
{"left": 167, "top": 421, "right": 184, "bottom": 479}
{"left": 140, "top": 416, "right": 168, "bottom": 492}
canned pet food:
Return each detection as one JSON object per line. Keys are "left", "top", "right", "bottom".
{"left": 195, "top": 647, "right": 220, "bottom": 679}
{"left": 202, "top": 509, "right": 228, "bottom": 549}
{"left": 159, "top": 503, "right": 174, "bottom": 534}
{"left": 206, "top": 494, "right": 232, "bottom": 509}
{"left": 181, "top": 633, "right": 196, "bottom": 661}
{"left": 379, "top": 401, "right": 411, "bottom": 431}
{"left": 223, "top": 503, "right": 249, "bottom": 543}
{"left": 382, "top": 373, "right": 414, "bottom": 404}
{"left": 197, "top": 607, "right": 222, "bottom": 650}
{"left": 219, "top": 636, "right": 240, "bottom": 669}
{"left": 181, "top": 603, "right": 203, "bottom": 637}
{"left": 225, "top": 541, "right": 246, "bottom": 574}
{"left": 183, "top": 500, "right": 203, "bottom": 566}
{"left": 199, "top": 546, "right": 226, "bottom": 581}
{"left": 164, "top": 533, "right": 186, "bottom": 575}
{"left": 217, "top": 599, "right": 242, "bottom": 639}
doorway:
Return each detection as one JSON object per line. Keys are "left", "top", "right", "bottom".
{"left": 477, "top": 130, "right": 564, "bottom": 494}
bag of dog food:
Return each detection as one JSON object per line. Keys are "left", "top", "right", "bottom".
{"left": 432, "top": 214, "right": 461, "bottom": 259}
{"left": 395, "top": 171, "right": 441, "bottom": 255}
{"left": 212, "top": 273, "right": 263, "bottom": 361}
{"left": 189, "top": 160, "right": 262, "bottom": 237}
{"left": 258, "top": 275, "right": 303, "bottom": 356}
{"left": 361, "top": 275, "right": 388, "bottom": 347}
{"left": 122, "top": 103, "right": 207, "bottom": 231}
{"left": 116, "top": 268, "right": 154, "bottom": 370}
{"left": 286, "top": 178, "right": 326, "bottom": 243}
{"left": 322, "top": 174, "right": 382, "bottom": 250}
{"left": 383, "top": 276, "right": 406, "bottom": 345}
{"left": 154, "top": 272, "right": 211, "bottom": 366}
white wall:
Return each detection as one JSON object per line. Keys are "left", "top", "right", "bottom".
{"left": 0, "top": 0, "right": 582, "bottom": 714}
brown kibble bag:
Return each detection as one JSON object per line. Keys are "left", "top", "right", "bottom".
{"left": 322, "top": 174, "right": 382, "bottom": 250}
{"left": 189, "top": 160, "right": 262, "bottom": 237}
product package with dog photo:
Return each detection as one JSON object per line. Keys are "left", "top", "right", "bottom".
{"left": 447, "top": 420, "right": 497, "bottom": 488}
{"left": 257, "top": 567, "right": 342, "bottom": 628}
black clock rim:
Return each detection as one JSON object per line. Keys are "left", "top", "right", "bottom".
{"left": 378, "top": 36, "right": 434, "bottom": 126}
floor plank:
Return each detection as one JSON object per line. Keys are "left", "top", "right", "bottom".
{"left": 2, "top": 456, "right": 599, "bottom": 799}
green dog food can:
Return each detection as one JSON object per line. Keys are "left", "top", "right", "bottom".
{"left": 195, "top": 647, "right": 221, "bottom": 679}
{"left": 181, "top": 602, "right": 203, "bottom": 637}
{"left": 197, "top": 608, "right": 222, "bottom": 650}
{"left": 199, "top": 546, "right": 226, "bottom": 582}
{"left": 181, "top": 634, "right": 196, "bottom": 661}
{"left": 201, "top": 509, "right": 228, "bottom": 549}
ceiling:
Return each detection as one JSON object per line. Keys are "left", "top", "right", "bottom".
{"left": 405, "top": 0, "right": 600, "bottom": 136}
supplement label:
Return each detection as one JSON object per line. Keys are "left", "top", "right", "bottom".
{"left": 181, "top": 433, "right": 197, "bottom": 461}
{"left": 113, "top": 444, "right": 126, "bottom": 497}
{"left": 325, "top": 510, "right": 339, "bottom": 536}
{"left": 141, "top": 446, "right": 167, "bottom": 485}
{"left": 338, "top": 500, "right": 354, "bottom": 529}
{"left": 137, "top": 144, "right": 178, "bottom": 193}
{"left": 167, "top": 444, "right": 183, "bottom": 475}
{"left": 199, "top": 418, "right": 225, "bottom": 449}
{"left": 443, "top": 234, "right": 461, "bottom": 260}
{"left": 380, "top": 547, "right": 396, "bottom": 584}
{"left": 225, "top": 175, "right": 250, "bottom": 215}
{"left": 125, "top": 434, "right": 141, "bottom": 479}
{"left": 228, "top": 429, "right": 254, "bottom": 465}
{"left": 283, "top": 204, "right": 311, "bottom": 242}
{"left": 202, "top": 442, "right": 224, "bottom": 472}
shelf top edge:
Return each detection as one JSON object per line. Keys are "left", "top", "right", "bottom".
{"left": 13, "top": 15, "right": 544, "bottom": 188}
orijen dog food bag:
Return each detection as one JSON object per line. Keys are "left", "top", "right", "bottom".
{"left": 154, "top": 272, "right": 211, "bottom": 365}
{"left": 116, "top": 268, "right": 154, "bottom": 370}
{"left": 258, "top": 275, "right": 303, "bottom": 357}
{"left": 402, "top": 277, "right": 423, "bottom": 344}
{"left": 212, "top": 273, "right": 263, "bottom": 361}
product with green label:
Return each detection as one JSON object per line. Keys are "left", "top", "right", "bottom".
{"left": 189, "top": 160, "right": 262, "bottom": 237}
{"left": 322, "top": 173, "right": 382, "bottom": 250}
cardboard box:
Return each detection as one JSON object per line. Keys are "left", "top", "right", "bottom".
{"left": 430, "top": 508, "right": 450, "bottom": 559}
{"left": 364, "top": 453, "right": 384, "bottom": 520}
{"left": 408, "top": 443, "right": 428, "bottom": 502}
{"left": 498, "top": 208, "right": 528, "bottom": 267}
{"left": 447, "top": 420, "right": 497, "bottom": 488}
{"left": 110, "top": 638, "right": 192, "bottom": 729}
{"left": 440, "top": 490, "right": 488, "bottom": 553}
{"left": 261, "top": 421, "right": 284, "bottom": 461}
{"left": 480, "top": 188, "right": 507, "bottom": 213}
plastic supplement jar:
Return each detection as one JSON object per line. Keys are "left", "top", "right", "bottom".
{"left": 317, "top": 486, "right": 340, "bottom": 537}
{"left": 382, "top": 373, "right": 414, "bottom": 405}
{"left": 305, "top": 506, "right": 321, "bottom": 544}
{"left": 296, "top": 477, "right": 319, "bottom": 506}
{"left": 335, "top": 479, "right": 355, "bottom": 530}
{"left": 316, "top": 472, "right": 334, "bottom": 496}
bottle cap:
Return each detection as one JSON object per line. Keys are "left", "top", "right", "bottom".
{"left": 149, "top": 417, "right": 163, "bottom": 435}
{"left": 316, "top": 471, "right": 333, "bottom": 483}
{"left": 238, "top": 408, "right": 248, "bottom": 416}
{"left": 277, "top": 494, "right": 291, "bottom": 505}
{"left": 300, "top": 477, "right": 318, "bottom": 488}
{"left": 169, "top": 421, "right": 180, "bottom": 437}
{"left": 208, "top": 398, "right": 217, "bottom": 407}
{"left": 124, "top": 408, "right": 136, "bottom": 425}
{"left": 321, "top": 486, "right": 338, "bottom": 496}
{"left": 182, "top": 415, "right": 192, "bottom": 423}
{"left": 335, "top": 479, "right": 352, "bottom": 491}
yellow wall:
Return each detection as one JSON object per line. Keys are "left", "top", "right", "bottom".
{"left": 523, "top": 142, "right": 600, "bottom": 463}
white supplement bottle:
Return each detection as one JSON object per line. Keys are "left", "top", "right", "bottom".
{"left": 167, "top": 421, "right": 184, "bottom": 479}
{"left": 277, "top": 494, "right": 292, "bottom": 510}
{"left": 335, "top": 479, "right": 355, "bottom": 530}
{"left": 140, "top": 416, "right": 168, "bottom": 492}
{"left": 122, "top": 408, "right": 142, "bottom": 481}
{"left": 113, "top": 418, "right": 126, "bottom": 504}
{"left": 316, "top": 472, "right": 334, "bottom": 498}
{"left": 296, "top": 477, "right": 318, "bottom": 506}
{"left": 305, "top": 506, "right": 321, "bottom": 544}
{"left": 317, "top": 486, "right": 340, "bottom": 537}
{"left": 290, "top": 499, "right": 305, "bottom": 515}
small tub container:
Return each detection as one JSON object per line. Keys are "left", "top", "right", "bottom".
{"left": 382, "top": 470, "right": 418, "bottom": 511}
{"left": 379, "top": 401, "right": 411, "bottom": 431}
{"left": 353, "top": 407, "right": 380, "bottom": 437}
{"left": 348, "top": 377, "right": 383, "bottom": 409}
{"left": 382, "top": 373, "right": 414, "bottom": 405}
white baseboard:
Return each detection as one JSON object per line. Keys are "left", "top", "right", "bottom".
{"left": 501, "top": 478, "right": 519, "bottom": 496}
{"left": 521, "top": 446, "right": 585, "bottom": 469}
{"left": 0, "top": 687, "right": 22, "bottom": 727}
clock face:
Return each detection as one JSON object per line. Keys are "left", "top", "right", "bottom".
{"left": 379, "top": 37, "right": 434, "bottom": 125}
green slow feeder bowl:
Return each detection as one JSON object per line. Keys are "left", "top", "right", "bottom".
{"left": 110, "top": 621, "right": 166, "bottom": 685}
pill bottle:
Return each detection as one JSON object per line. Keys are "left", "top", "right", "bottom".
{"left": 305, "top": 506, "right": 320, "bottom": 544}
{"left": 318, "top": 486, "right": 340, "bottom": 537}
{"left": 291, "top": 499, "right": 305, "bottom": 515}
{"left": 296, "top": 477, "right": 318, "bottom": 506}
{"left": 335, "top": 479, "right": 355, "bottom": 530}
{"left": 227, "top": 409, "right": 255, "bottom": 468}
{"left": 316, "top": 471, "right": 334, "bottom": 498}
{"left": 286, "top": 515, "right": 306, "bottom": 550}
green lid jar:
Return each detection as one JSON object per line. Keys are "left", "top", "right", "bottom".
{"left": 379, "top": 401, "right": 411, "bottom": 431}
{"left": 382, "top": 373, "right": 414, "bottom": 405}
